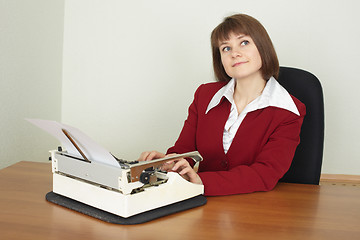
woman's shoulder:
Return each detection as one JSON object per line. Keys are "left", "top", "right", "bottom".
{"left": 195, "top": 81, "right": 227, "bottom": 98}
{"left": 192, "top": 82, "right": 227, "bottom": 105}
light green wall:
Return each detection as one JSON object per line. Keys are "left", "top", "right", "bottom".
{"left": 0, "top": 0, "right": 64, "bottom": 169}
{"left": 1, "top": 0, "right": 359, "bottom": 175}
{"left": 62, "top": 0, "right": 360, "bottom": 175}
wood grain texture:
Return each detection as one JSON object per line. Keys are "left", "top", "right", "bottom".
{"left": 321, "top": 174, "right": 360, "bottom": 183}
{"left": 1, "top": 161, "right": 359, "bottom": 240}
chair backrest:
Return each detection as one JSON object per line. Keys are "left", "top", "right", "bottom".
{"left": 277, "top": 67, "right": 324, "bottom": 185}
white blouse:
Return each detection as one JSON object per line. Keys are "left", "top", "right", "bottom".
{"left": 206, "top": 77, "right": 300, "bottom": 154}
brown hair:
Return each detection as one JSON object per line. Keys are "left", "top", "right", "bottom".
{"left": 211, "top": 14, "right": 279, "bottom": 82}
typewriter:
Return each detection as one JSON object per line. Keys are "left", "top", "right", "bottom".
{"left": 28, "top": 119, "right": 204, "bottom": 218}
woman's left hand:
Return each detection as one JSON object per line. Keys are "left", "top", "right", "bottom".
{"left": 164, "top": 158, "right": 202, "bottom": 185}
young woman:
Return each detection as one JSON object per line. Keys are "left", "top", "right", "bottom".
{"left": 139, "top": 14, "right": 306, "bottom": 196}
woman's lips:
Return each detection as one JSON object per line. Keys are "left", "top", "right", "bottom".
{"left": 232, "top": 61, "right": 247, "bottom": 67}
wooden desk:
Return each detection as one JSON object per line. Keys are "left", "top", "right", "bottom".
{"left": 0, "top": 161, "right": 359, "bottom": 240}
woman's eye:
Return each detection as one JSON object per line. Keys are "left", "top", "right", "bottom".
{"left": 240, "top": 40, "right": 250, "bottom": 46}
{"left": 222, "top": 46, "right": 231, "bottom": 52}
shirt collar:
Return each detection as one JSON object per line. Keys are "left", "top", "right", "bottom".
{"left": 206, "top": 77, "right": 300, "bottom": 116}
{"left": 206, "top": 78, "right": 236, "bottom": 114}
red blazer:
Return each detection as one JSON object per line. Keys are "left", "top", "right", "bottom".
{"left": 167, "top": 82, "right": 306, "bottom": 196}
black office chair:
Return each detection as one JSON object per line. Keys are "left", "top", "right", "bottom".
{"left": 277, "top": 66, "right": 324, "bottom": 185}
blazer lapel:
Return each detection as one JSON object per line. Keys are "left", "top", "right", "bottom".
{"left": 226, "top": 110, "right": 262, "bottom": 157}
{"left": 203, "top": 97, "right": 231, "bottom": 157}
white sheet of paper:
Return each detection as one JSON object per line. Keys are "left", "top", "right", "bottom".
{"left": 26, "top": 119, "right": 119, "bottom": 167}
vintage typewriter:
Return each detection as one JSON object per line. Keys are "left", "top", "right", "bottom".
{"left": 27, "top": 119, "right": 205, "bottom": 219}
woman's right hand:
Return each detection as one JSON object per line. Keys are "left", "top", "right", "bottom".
{"left": 138, "top": 151, "right": 166, "bottom": 161}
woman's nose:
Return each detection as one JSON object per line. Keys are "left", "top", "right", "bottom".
{"left": 231, "top": 48, "right": 242, "bottom": 58}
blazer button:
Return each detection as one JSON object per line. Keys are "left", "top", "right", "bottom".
{"left": 221, "top": 160, "right": 228, "bottom": 169}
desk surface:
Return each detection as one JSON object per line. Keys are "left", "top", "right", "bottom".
{"left": 0, "top": 161, "right": 359, "bottom": 240}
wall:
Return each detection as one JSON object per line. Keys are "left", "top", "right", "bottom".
{"left": 3, "top": 0, "right": 359, "bottom": 175}
{"left": 62, "top": 0, "right": 360, "bottom": 174}
{"left": 0, "top": 0, "right": 64, "bottom": 169}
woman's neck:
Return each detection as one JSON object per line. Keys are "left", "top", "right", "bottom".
{"left": 233, "top": 74, "right": 266, "bottom": 114}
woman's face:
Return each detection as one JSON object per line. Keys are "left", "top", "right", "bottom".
{"left": 219, "top": 32, "right": 263, "bottom": 81}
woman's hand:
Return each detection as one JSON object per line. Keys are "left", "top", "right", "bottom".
{"left": 138, "top": 151, "right": 202, "bottom": 184}
{"left": 166, "top": 158, "right": 203, "bottom": 185}
{"left": 138, "top": 151, "right": 166, "bottom": 161}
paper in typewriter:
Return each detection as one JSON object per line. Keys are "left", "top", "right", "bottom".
{"left": 26, "top": 119, "right": 119, "bottom": 167}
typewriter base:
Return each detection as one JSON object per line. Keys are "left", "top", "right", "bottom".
{"left": 52, "top": 171, "right": 204, "bottom": 218}
{"left": 46, "top": 191, "right": 207, "bottom": 225}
